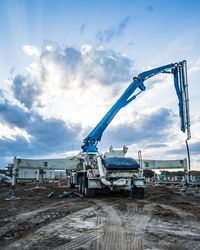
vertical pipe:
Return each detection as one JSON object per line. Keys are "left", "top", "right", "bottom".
{"left": 11, "top": 168, "right": 16, "bottom": 197}
{"left": 185, "top": 139, "right": 191, "bottom": 171}
{"left": 36, "top": 169, "right": 40, "bottom": 187}
{"left": 5, "top": 157, "right": 21, "bottom": 200}
{"left": 138, "top": 150, "right": 143, "bottom": 168}
{"left": 11, "top": 157, "right": 18, "bottom": 197}
{"left": 183, "top": 61, "right": 191, "bottom": 140}
{"left": 96, "top": 155, "right": 111, "bottom": 186}
{"left": 138, "top": 150, "right": 143, "bottom": 177}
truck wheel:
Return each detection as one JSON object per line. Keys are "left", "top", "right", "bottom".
{"left": 82, "top": 174, "right": 95, "bottom": 198}
{"left": 78, "top": 176, "right": 83, "bottom": 194}
{"left": 70, "top": 183, "right": 76, "bottom": 189}
{"left": 138, "top": 188, "right": 145, "bottom": 199}
{"left": 121, "top": 190, "right": 130, "bottom": 197}
{"left": 82, "top": 174, "right": 86, "bottom": 196}
{"left": 132, "top": 187, "right": 145, "bottom": 199}
{"left": 85, "top": 188, "right": 96, "bottom": 198}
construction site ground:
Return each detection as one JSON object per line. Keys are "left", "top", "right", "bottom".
{"left": 0, "top": 182, "right": 200, "bottom": 250}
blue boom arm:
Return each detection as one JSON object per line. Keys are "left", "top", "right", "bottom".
{"left": 81, "top": 60, "right": 191, "bottom": 152}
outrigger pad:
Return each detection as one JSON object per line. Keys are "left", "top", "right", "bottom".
{"left": 103, "top": 157, "right": 140, "bottom": 170}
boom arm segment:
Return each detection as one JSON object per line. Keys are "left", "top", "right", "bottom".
{"left": 82, "top": 60, "right": 191, "bottom": 152}
{"left": 172, "top": 61, "right": 191, "bottom": 139}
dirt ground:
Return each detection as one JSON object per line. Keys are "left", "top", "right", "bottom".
{"left": 0, "top": 182, "right": 200, "bottom": 250}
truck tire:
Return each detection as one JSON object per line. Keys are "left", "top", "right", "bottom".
{"left": 82, "top": 174, "right": 95, "bottom": 198}
{"left": 121, "top": 190, "right": 130, "bottom": 197}
{"left": 82, "top": 174, "right": 86, "bottom": 196}
{"left": 70, "top": 183, "right": 76, "bottom": 189}
{"left": 137, "top": 187, "right": 145, "bottom": 199}
{"left": 78, "top": 176, "right": 83, "bottom": 194}
{"left": 132, "top": 187, "right": 145, "bottom": 199}
{"left": 85, "top": 188, "right": 96, "bottom": 198}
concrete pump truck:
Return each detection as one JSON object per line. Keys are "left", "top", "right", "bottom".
{"left": 9, "top": 61, "right": 191, "bottom": 201}
{"left": 69, "top": 60, "right": 191, "bottom": 198}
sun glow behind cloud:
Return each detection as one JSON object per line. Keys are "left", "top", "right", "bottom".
{"left": 21, "top": 44, "right": 133, "bottom": 127}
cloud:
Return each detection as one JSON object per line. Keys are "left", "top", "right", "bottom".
{"left": 27, "top": 115, "right": 80, "bottom": 151}
{"left": 80, "top": 24, "right": 86, "bottom": 35}
{"left": 0, "top": 100, "right": 82, "bottom": 160}
{"left": 12, "top": 74, "right": 41, "bottom": 109}
{"left": 102, "top": 108, "right": 174, "bottom": 148}
{"left": 167, "top": 142, "right": 200, "bottom": 156}
{"left": 38, "top": 44, "right": 133, "bottom": 88}
{"left": 187, "top": 142, "right": 200, "bottom": 154}
{"left": 82, "top": 47, "right": 132, "bottom": 85}
{"left": 139, "top": 108, "right": 174, "bottom": 132}
{"left": 23, "top": 45, "right": 40, "bottom": 57}
{"left": 0, "top": 100, "right": 30, "bottom": 128}
{"left": 144, "top": 74, "right": 167, "bottom": 89}
{"left": 146, "top": 143, "right": 168, "bottom": 149}
{"left": 0, "top": 136, "right": 32, "bottom": 158}
{"left": 96, "top": 16, "right": 130, "bottom": 44}
{"left": 146, "top": 6, "right": 154, "bottom": 12}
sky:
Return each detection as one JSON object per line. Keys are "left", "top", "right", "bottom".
{"left": 0, "top": 0, "right": 200, "bottom": 169}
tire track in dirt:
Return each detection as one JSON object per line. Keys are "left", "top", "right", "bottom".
{"left": 54, "top": 231, "right": 103, "bottom": 250}
{"left": 5, "top": 217, "right": 72, "bottom": 250}
{"left": 4, "top": 199, "right": 153, "bottom": 250}
{"left": 93, "top": 210, "right": 104, "bottom": 250}
{"left": 93, "top": 201, "right": 126, "bottom": 250}
{"left": 126, "top": 203, "right": 154, "bottom": 250}
{"left": 94, "top": 200, "right": 153, "bottom": 250}
{"left": 5, "top": 206, "right": 103, "bottom": 250}
{"left": 0, "top": 201, "right": 66, "bottom": 237}
{"left": 54, "top": 208, "right": 105, "bottom": 250}
{"left": 103, "top": 205, "right": 125, "bottom": 250}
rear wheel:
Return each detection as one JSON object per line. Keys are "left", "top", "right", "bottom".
{"left": 121, "top": 190, "right": 130, "bottom": 197}
{"left": 78, "top": 176, "right": 83, "bottom": 194}
{"left": 132, "top": 187, "right": 145, "bottom": 199}
{"left": 82, "top": 174, "right": 86, "bottom": 196}
{"left": 138, "top": 187, "right": 144, "bottom": 199}
{"left": 70, "top": 183, "right": 76, "bottom": 189}
{"left": 82, "top": 174, "right": 95, "bottom": 198}
{"left": 70, "top": 175, "right": 76, "bottom": 189}
{"left": 85, "top": 187, "right": 96, "bottom": 198}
